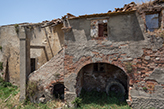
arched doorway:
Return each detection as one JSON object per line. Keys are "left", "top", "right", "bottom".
{"left": 76, "top": 62, "right": 128, "bottom": 98}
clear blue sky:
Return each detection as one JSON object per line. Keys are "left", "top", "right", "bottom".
{"left": 0, "top": 0, "right": 144, "bottom": 26}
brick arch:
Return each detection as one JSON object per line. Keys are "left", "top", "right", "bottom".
{"left": 74, "top": 57, "right": 130, "bottom": 97}
{"left": 74, "top": 57, "right": 128, "bottom": 77}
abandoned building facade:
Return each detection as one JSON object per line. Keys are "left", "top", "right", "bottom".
{"left": 0, "top": 0, "right": 164, "bottom": 108}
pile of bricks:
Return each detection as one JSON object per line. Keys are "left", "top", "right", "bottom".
{"left": 41, "top": 18, "right": 63, "bottom": 27}
{"left": 113, "top": 2, "right": 136, "bottom": 12}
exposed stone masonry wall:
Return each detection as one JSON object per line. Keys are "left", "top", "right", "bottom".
{"left": 63, "top": 11, "right": 164, "bottom": 108}
{"left": 64, "top": 35, "right": 163, "bottom": 95}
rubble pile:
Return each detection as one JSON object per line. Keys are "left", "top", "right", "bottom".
{"left": 41, "top": 18, "right": 63, "bottom": 28}
{"left": 112, "top": 2, "right": 136, "bottom": 12}
{"left": 136, "top": 0, "right": 164, "bottom": 13}
{"left": 62, "top": 13, "right": 76, "bottom": 19}
{"left": 111, "top": 0, "right": 164, "bottom": 13}
{"left": 153, "top": 0, "right": 164, "bottom": 4}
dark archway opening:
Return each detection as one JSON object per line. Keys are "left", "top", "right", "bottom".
{"left": 53, "top": 83, "right": 65, "bottom": 99}
{"left": 76, "top": 63, "right": 129, "bottom": 107}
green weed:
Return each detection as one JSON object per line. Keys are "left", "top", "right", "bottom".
{"left": 0, "top": 78, "right": 64, "bottom": 109}
{"left": 14, "top": 24, "right": 19, "bottom": 34}
{"left": 76, "top": 89, "right": 131, "bottom": 109}
{"left": 143, "top": 87, "right": 148, "bottom": 92}
{"left": 125, "top": 62, "right": 133, "bottom": 73}
{"left": 0, "top": 77, "right": 18, "bottom": 100}
{"left": 72, "top": 97, "right": 82, "bottom": 107}
{"left": 27, "top": 81, "right": 38, "bottom": 97}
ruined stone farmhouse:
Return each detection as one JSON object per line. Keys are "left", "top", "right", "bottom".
{"left": 0, "top": 0, "right": 164, "bottom": 108}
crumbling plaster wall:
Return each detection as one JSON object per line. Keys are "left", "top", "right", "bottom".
{"left": 30, "top": 24, "right": 64, "bottom": 69}
{"left": 0, "top": 25, "right": 20, "bottom": 85}
{"left": 64, "top": 11, "right": 164, "bottom": 107}
{"left": 0, "top": 23, "right": 64, "bottom": 86}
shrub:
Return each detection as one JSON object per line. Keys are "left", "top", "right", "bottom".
{"left": 27, "top": 81, "right": 38, "bottom": 97}
{"left": 125, "top": 62, "right": 133, "bottom": 73}
{"left": 0, "top": 77, "right": 12, "bottom": 87}
{"left": 55, "top": 73, "right": 60, "bottom": 78}
{"left": 14, "top": 24, "right": 19, "bottom": 34}
{"left": 72, "top": 97, "right": 82, "bottom": 107}
{"left": 143, "top": 87, "right": 147, "bottom": 92}
{"left": 0, "top": 76, "right": 17, "bottom": 88}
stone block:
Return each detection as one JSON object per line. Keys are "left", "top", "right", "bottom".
{"left": 145, "top": 56, "right": 150, "bottom": 61}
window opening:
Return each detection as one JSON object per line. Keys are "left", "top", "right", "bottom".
{"left": 146, "top": 13, "right": 160, "bottom": 32}
{"left": 91, "top": 19, "right": 108, "bottom": 38}
{"left": 94, "top": 63, "right": 99, "bottom": 71}
{"left": 98, "top": 23, "right": 107, "bottom": 37}
{"left": 93, "top": 63, "right": 105, "bottom": 72}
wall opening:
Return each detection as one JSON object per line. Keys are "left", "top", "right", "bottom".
{"left": 145, "top": 13, "right": 161, "bottom": 32}
{"left": 98, "top": 23, "right": 107, "bottom": 37}
{"left": 93, "top": 63, "right": 106, "bottom": 72}
{"left": 30, "top": 58, "right": 36, "bottom": 73}
{"left": 76, "top": 63, "right": 128, "bottom": 99}
{"left": 91, "top": 19, "right": 108, "bottom": 38}
{"left": 53, "top": 83, "right": 65, "bottom": 99}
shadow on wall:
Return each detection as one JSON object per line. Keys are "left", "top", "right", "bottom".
{"left": 4, "top": 58, "right": 9, "bottom": 82}
{"left": 44, "top": 28, "right": 54, "bottom": 57}
{"left": 64, "top": 28, "right": 76, "bottom": 42}
{"left": 54, "top": 24, "right": 64, "bottom": 48}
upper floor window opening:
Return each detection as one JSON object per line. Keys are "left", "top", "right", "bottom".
{"left": 91, "top": 19, "right": 108, "bottom": 38}
{"left": 145, "top": 13, "right": 161, "bottom": 32}
{"left": 93, "top": 63, "right": 106, "bottom": 73}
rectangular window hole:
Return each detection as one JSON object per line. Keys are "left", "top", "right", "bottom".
{"left": 146, "top": 13, "right": 160, "bottom": 32}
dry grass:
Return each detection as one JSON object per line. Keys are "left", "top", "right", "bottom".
{"left": 0, "top": 90, "right": 65, "bottom": 109}
{"left": 0, "top": 91, "right": 20, "bottom": 109}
